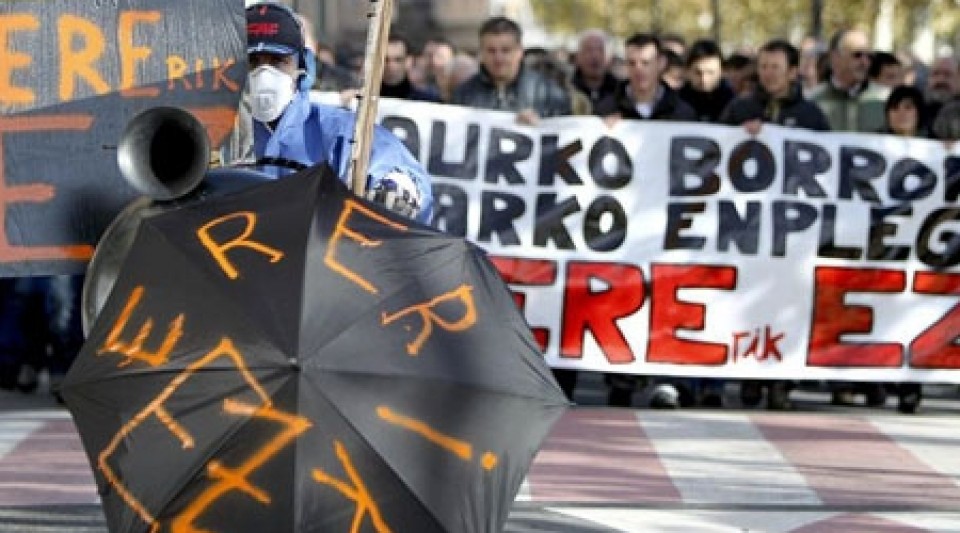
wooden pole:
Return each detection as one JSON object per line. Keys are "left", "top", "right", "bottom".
{"left": 348, "top": 0, "right": 394, "bottom": 195}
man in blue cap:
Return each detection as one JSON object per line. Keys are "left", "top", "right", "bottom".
{"left": 245, "top": 2, "right": 433, "bottom": 223}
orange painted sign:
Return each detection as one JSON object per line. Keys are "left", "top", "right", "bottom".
{"left": 0, "top": 0, "right": 245, "bottom": 276}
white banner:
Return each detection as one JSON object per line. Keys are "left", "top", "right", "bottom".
{"left": 324, "top": 94, "right": 960, "bottom": 383}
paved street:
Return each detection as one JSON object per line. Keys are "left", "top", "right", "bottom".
{"left": 1, "top": 374, "right": 960, "bottom": 532}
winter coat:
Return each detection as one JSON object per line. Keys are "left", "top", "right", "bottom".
{"left": 808, "top": 79, "right": 889, "bottom": 133}
{"left": 594, "top": 80, "right": 697, "bottom": 121}
{"left": 381, "top": 77, "right": 441, "bottom": 103}
{"left": 720, "top": 83, "right": 831, "bottom": 131}
{"left": 679, "top": 80, "right": 736, "bottom": 123}
{"left": 451, "top": 65, "right": 572, "bottom": 118}
{"left": 571, "top": 69, "right": 620, "bottom": 114}
{"left": 252, "top": 91, "right": 434, "bottom": 223}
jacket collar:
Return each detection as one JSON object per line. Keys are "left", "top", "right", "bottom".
{"left": 754, "top": 81, "right": 804, "bottom": 106}
{"left": 476, "top": 64, "right": 525, "bottom": 90}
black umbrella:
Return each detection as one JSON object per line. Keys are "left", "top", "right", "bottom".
{"left": 61, "top": 165, "right": 567, "bottom": 533}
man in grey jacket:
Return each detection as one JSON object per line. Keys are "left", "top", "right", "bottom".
{"left": 452, "top": 16, "right": 574, "bottom": 400}
{"left": 808, "top": 28, "right": 889, "bottom": 133}
{"left": 452, "top": 16, "right": 571, "bottom": 124}
{"left": 809, "top": 28, "right": 890, "bottom": 407}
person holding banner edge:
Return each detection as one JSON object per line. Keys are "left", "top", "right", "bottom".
{"left": 811, "top": 28, "right": 892, "bottom": 408}
{"left": 595, "top": 33, "right": 697, "bottom": 409}
{"left": 451, "top": 16, "right": 572, "bottom": 125}
{"left": 450, "top": 15, "right": 578, "bottom": 401}
{"left": 245, "top": 2, "right": 433, "bottom": 224}
{"left": 720, "top": 38, "right": 830, "bottom": 410}
{"left": 878, "top": 85, "right": 930, "bottom": 414}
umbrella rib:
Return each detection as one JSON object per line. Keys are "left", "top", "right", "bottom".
{"left": 307, "top": 388, "right": 450, "bottom": 533}
{"left": 142, "top": 208, "right": 310, "bottom": 361}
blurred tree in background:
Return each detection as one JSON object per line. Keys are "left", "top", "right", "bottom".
{"left": 529, "top": 0, "right": 959, "bottom": 60}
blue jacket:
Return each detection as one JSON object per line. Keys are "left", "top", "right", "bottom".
{"left": 252, "top": 91, "right": 434, "bottom": 223}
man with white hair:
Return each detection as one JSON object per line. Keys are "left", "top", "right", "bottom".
{"left": 810, "top": 32, "right": 893, "bottom": 409}
{"left": 809, "top": 28, "right": 889, "bottom": 132}
{"left": 925, "top": 56, "right": 959, "bottom": 123}
{"left": 572, "top": 29, "right": 619, "bottom": 112}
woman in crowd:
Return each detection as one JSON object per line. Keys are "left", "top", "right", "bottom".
{"left": 879, "top": 84, "right": 929, "bottom": 414}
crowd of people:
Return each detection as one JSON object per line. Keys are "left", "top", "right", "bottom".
{"left": 4, "top": 4, "right": 959, "bottom": 417}
{"left": 299, "top": 14, "right": 958, "bottom": 415}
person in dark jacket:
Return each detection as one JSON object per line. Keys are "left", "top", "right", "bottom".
{"left": 594, "top": 33, "right": 695, "bottom": 410}
{"left": 571, "top": 29, "right": 620, "bottom": 113}
{"left": 880, "top": 85, "right": 929, "bottom": 137}
{"left": 721, "top": 39, "right": 830, "bottom": 133}
{"left": 297, "top": 16, "right": 359, "bottom": 92}
{"left": 877, "top": 85, "right": 929, "bottom": 414}
{"left": 381, "top": 33, "right": 441, "bottom": 102}
{"left": 595, "top": 33, "right": 696, "bottom": 124}
{"left": 720, "top": 39, "right": 829, "bottom": 411}
{"left": 451, "top": 15, "right": 575, "bottom": 401}
{"left": 451, "top": 16, "right": 571, "bottom": 124}
{"left": 924, "top": 57, "right": 959, "bottom": 128}
{"left": 679, "top": 39, "right": 735, "bottom": 123}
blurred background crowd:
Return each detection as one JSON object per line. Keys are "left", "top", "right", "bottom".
{"left": 3, "top": 0, "right": 959, "bottom": 415}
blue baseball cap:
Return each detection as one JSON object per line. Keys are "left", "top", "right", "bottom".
{"left": 246, "top": 3, "right": 304, "bottom": 57}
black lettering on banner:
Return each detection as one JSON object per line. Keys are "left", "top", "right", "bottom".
{"left": 772, "top": 200, "right": 818, "bottom": 257}
{"left": 382, "top": 116, "right": 421, "bottom": 160}
{"left": 431, "top": 183, "right": 469, "bottom": 237}
{"left": 783, "top": 141, "right": 830, "bottom": 198}
{"left": 889, "top": 158, "right": 936, "bottom": 202}
{"left": 485, "top": 127, "right": 533, "bottom": 184}
{"left": 588, "top": 136, "right": 632, "bottom": 189}
{"left": 868, "top": 204, "right": 912, "bottom": 261}
{"left": 583, "top": 196, "right": 627, "bottom": 252}
{"left": 916, "top": 208, "right": 960, "bottom": 269}
{"left": 533, "top": 194, "right": 579, "bottom": 249}
{"left": 478, "top": 191, "right": 525, "bottom": 245}
{"left": 946, "top": 156, "right": 960, "bottom": 203}
{"left": 818, "top": 204, "right": 862, "bottom": 259}
{"left": 839, "top": 146, "right": 886, "bottom": 202}
{"left": 717, "top": 200, "right": 761, "bottom": 254}
{"left": 664, "top": 202, "right": 707, "bottom": 250}
{"left": 539, "top": 135, "right": 584, "bottom": 186}
{"left": 669, "top": 137, "right": 721, "bottom": 196}
{"left": 428, "top": 120, "right": 479, "bottom": 179}
{"left": 727, "top": 140, "right": 775, "bottom": 193}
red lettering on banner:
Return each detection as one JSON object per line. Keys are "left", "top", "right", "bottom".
{"left": 489, "top": 256, "right": 556, "bottom": 349}
{"left": 808, "top": 267, "right": 905, "bottom": 367}
{"left": 732, "top": 331, "right": 755, "bottom": 361}
{"left": 910, "top": 272, "right": 960, "bottom": 369}
{"left": 561, "top": 261, "right": 645, "bottom": 363}
{"left": 647, "top": 264, "right": 735, "bottom": 365}
{"left": 732, "top": 326, "right": 784, "bottom": 362}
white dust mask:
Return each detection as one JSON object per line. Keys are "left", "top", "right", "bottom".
{"left": 248, "top": 65, "right": 296, "bottom": 123}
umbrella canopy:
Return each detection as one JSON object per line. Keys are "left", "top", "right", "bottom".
{"left": 61, "top": 165, "right": 567, "bottom": 533}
